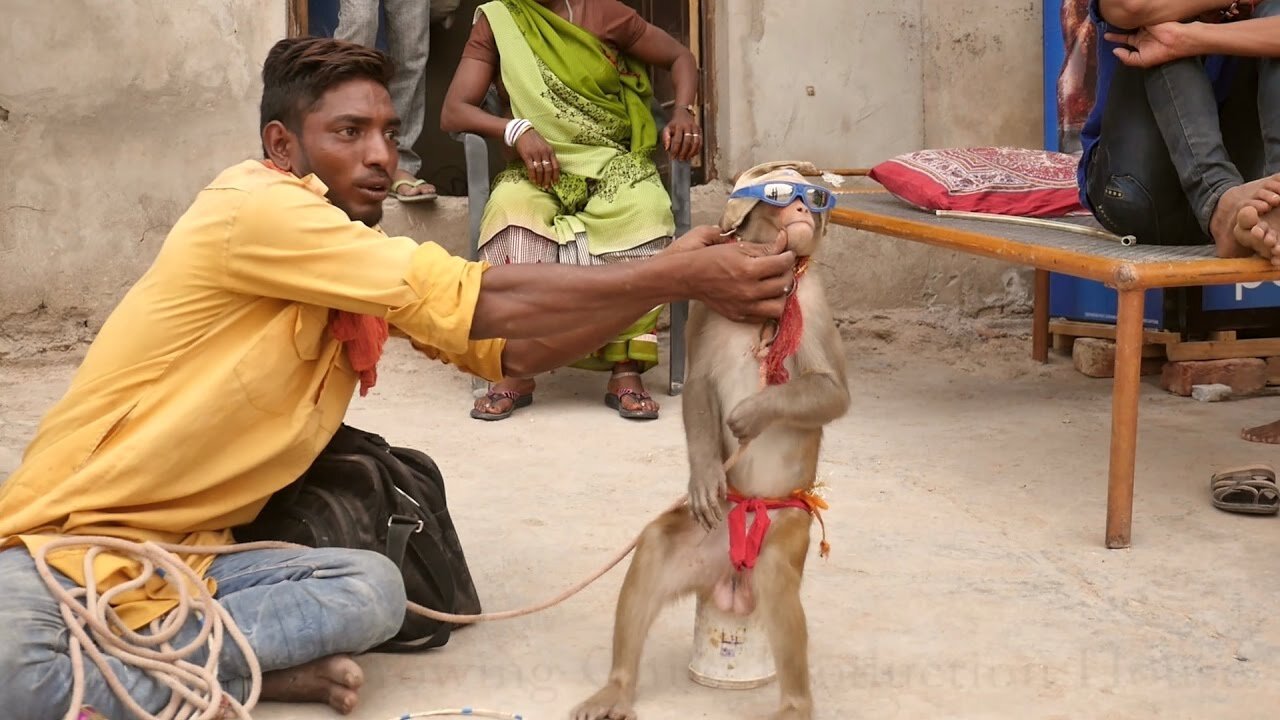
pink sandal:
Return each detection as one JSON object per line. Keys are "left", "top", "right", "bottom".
{"left": 470, "top": 389, "right": 533, "bottom": 421}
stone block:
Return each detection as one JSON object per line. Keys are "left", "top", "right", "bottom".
{"left": 1070, "top": 338, "right": 1163, "bottom": 378}
{"left": 1161, "top": 358, "right": 1267, "bottom": 397}
{"left": 1267, "top": 356, "right": 1280, "bottom": 385}
{"left": 1073, "top": 338, "right": 1116, "bottom": 378}
{"left": 1191, "top": 383, "right": 1233, "bottom": 402}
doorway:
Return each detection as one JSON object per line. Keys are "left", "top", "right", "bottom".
{"left": 290, "top": 0, "right": 713, "bottom": 195}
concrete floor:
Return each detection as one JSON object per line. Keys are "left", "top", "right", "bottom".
{"left": 3, "top": 308, "right": 1280, "bottom": 719}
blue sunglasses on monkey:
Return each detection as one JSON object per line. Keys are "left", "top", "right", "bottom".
{"left": 730, "top": 181, "right": 836, "bottom": 213}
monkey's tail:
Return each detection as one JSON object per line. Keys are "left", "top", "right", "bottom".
{"left": 407, "top": 441, "right": 754, "bottom": 625}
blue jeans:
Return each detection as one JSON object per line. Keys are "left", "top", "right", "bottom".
{"left": 336, "top": 0, "right": 431, "bottom": 177}
{"left": 1086, "top": 2, "right": 1280, "bottom": 245}
{"left": 0, "top": 544, "right": 407, "bottom": 720}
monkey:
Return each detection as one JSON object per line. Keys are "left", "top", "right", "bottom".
{"left": 570, "top": 161, "right": 851, "bottom": 720}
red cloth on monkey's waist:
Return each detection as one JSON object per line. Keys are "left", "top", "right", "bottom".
{"left": 725, "top": 487, "right": 829, "bottom": 571}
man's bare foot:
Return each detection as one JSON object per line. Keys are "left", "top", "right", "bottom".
{"left": 1211, "top": 174, "right": 1280, "bottom": 258}
{"left": 606, "top": 361, "right": 659, "bottom": 419}
{"left": 472, "top": 377, "right": 536, "bottom": 420}
{"left": 1241, "top": 419, "right": 1280, "bottom": 445}
{"left": 261, "top": 655, "right": 364, "bottom": 715}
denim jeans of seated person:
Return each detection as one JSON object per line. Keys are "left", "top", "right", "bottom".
{"left": 0, "top": 543, "right": 407, "bottom": 720}
{"left": 1086, "top": 5, "right": 1280, "bottom": 246}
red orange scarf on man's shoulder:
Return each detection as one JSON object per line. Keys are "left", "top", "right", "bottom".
{"left": 261, "top": 160, "right": 388, "bottom": 396}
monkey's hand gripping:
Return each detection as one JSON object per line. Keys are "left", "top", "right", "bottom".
{"left": 689, "top": 461, "right": 728, "bottom": 532}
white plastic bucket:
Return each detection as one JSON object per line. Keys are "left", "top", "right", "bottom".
{"left": 687, "top": 593, "right": 776, "bottom": 689}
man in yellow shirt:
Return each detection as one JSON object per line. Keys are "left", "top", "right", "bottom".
{"left": 0, "top": 36, "right": 797, "bottom": 719}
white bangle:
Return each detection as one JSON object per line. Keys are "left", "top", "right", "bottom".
{"left": 504, "top": 118, "right": 533, "bottom": 147}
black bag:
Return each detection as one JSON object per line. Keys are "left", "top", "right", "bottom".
{"left": 233, "top": 424, "right": 482, "bottom": 652}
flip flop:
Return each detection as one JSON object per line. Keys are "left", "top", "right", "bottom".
{"left": 470, "top": 389, "right": 532, "bottom": 421}
{"left": 390, "top": 178, "right": 437, "bottom": 203}
{"left": 604, "top": 387, "right": 659, "bottom": 420}
{"left": 1210, "top": 464, "right": 1280, "bottom": 515}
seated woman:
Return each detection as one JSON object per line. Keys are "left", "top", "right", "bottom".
{"left": 441, "top": 0, "right": 701, "bottom": 421}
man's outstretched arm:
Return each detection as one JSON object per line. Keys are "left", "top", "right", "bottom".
{"left": 473, "top": 227, "right": 796, "bottom": 377}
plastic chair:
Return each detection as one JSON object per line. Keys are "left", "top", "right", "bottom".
{"left": 452, "top": 87, "right": 692, "bottom": 396}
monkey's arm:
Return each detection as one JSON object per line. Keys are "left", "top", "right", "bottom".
{"left": 726, "top": 295, "right": 850, "bottom": 441}
{"left": 683, "top": 309, "right": 728, "bottom": 531}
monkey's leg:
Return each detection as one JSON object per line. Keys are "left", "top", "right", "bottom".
{"left": 571, "top": 508, "right": 718, "bottom": 720}
{"left": 752, "top": 510, "right": 814, "bottom": 720}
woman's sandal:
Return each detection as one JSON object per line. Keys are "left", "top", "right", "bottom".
{"left": 1210, "top": 464, "right": 1280, "bottom": 515}
{"left": 470, "top": 389, "right": 533, "bottom": 421}
{"left": 605, "top": 371, "right": 659, "bottom": 420}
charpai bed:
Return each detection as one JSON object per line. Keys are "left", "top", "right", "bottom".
{"left": 828, "top": 188, "right": 1280, "bottom": 549}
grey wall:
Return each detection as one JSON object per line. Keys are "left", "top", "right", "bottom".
{"left": 710, "top": 1, "right": 1043, "bottom": 320}
{"left": 0, "top": 1, "right": 286, "bottom": 357}
{"left": 712, "top": 0, "right": 1043, "bottom": 175}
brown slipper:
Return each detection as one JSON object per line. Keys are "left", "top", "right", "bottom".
{"left": 1210, "top": 464, "right": 1279, "bottom": 515}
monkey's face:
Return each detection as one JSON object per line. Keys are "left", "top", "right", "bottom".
{"left": 740, "top": 198, "right": 819, "bottom": 256}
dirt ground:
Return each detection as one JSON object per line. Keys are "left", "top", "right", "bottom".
{"left": 3, "top": 307, "right": 1280, "bottom": 720}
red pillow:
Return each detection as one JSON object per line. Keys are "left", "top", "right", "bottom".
{"left": 868, "top": 146, "right": 1087, "bottom": 218}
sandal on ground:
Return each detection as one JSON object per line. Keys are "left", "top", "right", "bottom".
{"left": 470, "top": 389, "right": 532, "bottom": 421}
{"left": 1210, "top": 464, "right": 1280, "bottom": 515}
{"left": 390, "top": 178, "right": 437, "bottom": 203}
{"left": 604, "top": 371, "right": 659, "bottom": 420}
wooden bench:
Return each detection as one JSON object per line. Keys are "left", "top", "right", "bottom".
{"left": 829, "top": 189, "right": 1280, "bottom": 549}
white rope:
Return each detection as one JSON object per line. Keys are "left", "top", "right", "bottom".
{"left": 27, "top": 446, "right": 755, "bottom": 716}
{"left": 31, "top": 536, "right": 281, "bottom": 720}
{"left": 383, "top": 709, "right": 525, "bottom": 720}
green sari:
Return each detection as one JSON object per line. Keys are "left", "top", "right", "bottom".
{"left": 475, "top": 0, "right": 674, "bottom": 372}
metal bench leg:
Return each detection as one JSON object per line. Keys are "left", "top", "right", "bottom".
{"left": 669, "top": 159, "right": 692, "bottom": 396}
{"left": 669, "top": 300, "right": 688, "bottom": 395}
{"left": 1106, "top": 287, "right": 1145, "bottom": 549}
{"left": 461, "top": 131, "right": 492, "bottom": 397}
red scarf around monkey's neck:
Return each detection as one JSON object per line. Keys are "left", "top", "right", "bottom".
{"left": 760, "top": 256, "right": 810, "bottom": 386}
{"left": 261, "top": 160, "right": 388, "bottom": 397}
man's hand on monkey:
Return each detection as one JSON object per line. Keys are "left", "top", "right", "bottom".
{"left": 680, "top": 229, "right": 795, "bottom": 323}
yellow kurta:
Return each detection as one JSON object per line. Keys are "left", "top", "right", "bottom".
{"left": 0, "top": 159, "right": 506, "bottom": 630}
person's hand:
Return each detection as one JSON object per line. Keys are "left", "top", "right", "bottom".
{"left": 1105, "top": 22, "right": 1194, "bottom": 68}
{"left": 514, "top": 128, "right": 559, "bottom": 189}
{"left": 683, "top": 229, "right": 796, "bottom": 323}
{"left": 661, "top": 107, "right": 702, "bottom": 162}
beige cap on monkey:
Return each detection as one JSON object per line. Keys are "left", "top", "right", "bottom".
{"left": 720, "top": 160, "right": 832, "bottom": 255}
